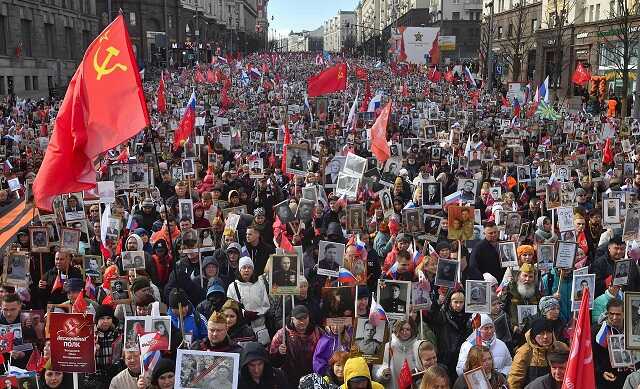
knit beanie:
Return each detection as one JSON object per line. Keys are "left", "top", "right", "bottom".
{"left": 530, "top": 319, "right": 554, "bottom": 339}
{"left": 238, "top": 256, "right": 254, "bottom": 269}
{"left": 538, "top": 296, "right": 560, "bottom": 315}
{"left": 151, "top": 358, "right": 176, "bottom": 385}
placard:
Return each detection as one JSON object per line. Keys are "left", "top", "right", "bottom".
{"left": 49, "top": 312, "right": 96, "bottom": 373}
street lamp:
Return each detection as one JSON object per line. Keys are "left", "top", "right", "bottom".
{"left": 485, "top": 1, "right": 495, "bottom": 91}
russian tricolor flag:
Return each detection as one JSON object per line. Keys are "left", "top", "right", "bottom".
{"left": 369, "top": 295, "right": 388, "bottom": 326}
{"left": 338, "top": 267, "right": 358, "bottom": 284}
{"left": 367, "top": 93, "right": 382, "bottom": 112}
{"left": 464, "top": 66, "right": 476, "bottom": 88}
{"left": 536, "top": 76, "right": 549, "bottom": 103}
{"left": 595, "top": 322, "right": 611, "bottom": 348}
{"left": 172, "top": 92, "right": 197, "bottom": 149}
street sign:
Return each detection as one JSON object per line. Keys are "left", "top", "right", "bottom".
{"left": 495, "top": 64, "right": 503, "bottom": 75}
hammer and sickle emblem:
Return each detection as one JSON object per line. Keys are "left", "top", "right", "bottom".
{"left": 338, "top": 70, "right": 344, "bottom": 79}
{"left": 93, "top": 46, "right": 128, "bottom": 80}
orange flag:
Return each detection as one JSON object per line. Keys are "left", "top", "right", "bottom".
{"left": 307, "top": 63, "right": 347, "bottom": 97}
{"left": 370, "top": 101, "right": 392, "bottom": 163}
{"left": 32, "top": 15, "right": 149, "bottom": 211}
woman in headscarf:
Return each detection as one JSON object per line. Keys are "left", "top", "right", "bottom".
{"left": 534, "top": 216, "right": 557, "bottom": 244}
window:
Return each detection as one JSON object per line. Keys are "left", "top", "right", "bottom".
{"left": 83, "top": 30, "right": 91, "bottom": 49}
{"left": 65, "top": 27, "right": 74, "bottom": 59}
{"left": 0, "top": 77, "right": 5, "bottom": 95}
{"left": 24, "top": 76, "right": 31, "bottom": 91}
{"left": 32, "top": 76, "right": 38, "bottom": 90}
{"left": 48, "top": 76, "right": 54, "bottom": 92}
{"left": 0, "top": 16, "right": 5, "bottom": 55}
{"left": 508, "top": 23, "right": 513, "bottom": 36}
{"left": 130, "top": 12, "right": 136, "bottom": 26}
{"left": 7, "top": 76, "right": 13, "bottom": 94}
{"left": 595, "top": 4, "right": 601, "bottom": 20}
{"left": 21, "top": 19, "right": 32, "bottom": 57}
{"left": 549, "top": 12, "right": 557, "bottom": 27}
{"left": 497, "top": 26, "right": 503, "bottom": 38}
{"left": 45, "top": 23, "right": 55, "bottom": 58}
{"left": 452, "top": 11, "right": 460, "bottom": 19}
{"left": 589, "top": 5, "right": 594, "bottom": 21}
{"left": 531, "top": 18, "right": 538, "bottom": 31}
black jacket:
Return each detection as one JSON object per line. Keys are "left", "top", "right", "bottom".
{"left": 468, "top": 239, "right": 503, "bottom": 281}
{"left": 40, "top": 266, "right": 83, "bottom": 305}
{"left": 164, "top": 257, "right": 204, "bottom": 306}
{"left": 239, "top": 342, "right": 290, "bottom": 389}
{"left": 243, "top": 241, "right": 275, "bottom": 277}
{"left": 591, "top": 250, "right": 640, "bottom": 296}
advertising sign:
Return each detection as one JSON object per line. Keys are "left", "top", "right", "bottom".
{"left": 49, "top": 313, "right": 96, "bottom": 373}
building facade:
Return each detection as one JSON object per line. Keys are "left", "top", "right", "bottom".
{"left": 0, "top": 0, "right": 100, "bottom": 98}
{"left": 96, "top": 0, "right": 268, "bottom": 67}
{"left": 323, "top": 10, "right": 356, "bottom": 53}
{"left": 287, "top": 27, "right": 323, "bottom": 52}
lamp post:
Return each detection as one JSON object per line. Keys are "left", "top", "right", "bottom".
{"left": 634, "top": 49, "right": 640, "bottom": 119}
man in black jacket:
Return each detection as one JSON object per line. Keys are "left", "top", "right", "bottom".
{"left": 524, "top": 350, "right": 569, "bottom": 389}
{"left": 468, "top": 222, "right": 502, "bottom": 281}
{"left": 38, "top": 251, "right": 82, "bottom": 305}
{"left": 239, "top": 342, "right": 289, "bottom": 389}
{"left": 591, "top": 235, "right": 639, "bottom": 296}
{"left": 242, "top": 227, "right": 275, "bottom": 277}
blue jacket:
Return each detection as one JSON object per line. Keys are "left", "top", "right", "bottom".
{"left": 168, "top": 305, "right": 208, "bottom": 342}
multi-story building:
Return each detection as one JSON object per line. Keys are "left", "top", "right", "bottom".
{"left": 287, "top": 27, "right": 323, "bottom": 52}
{"left": 323, "top": 10, "right": 356, "bottom": 53}
{"left": 0, "top": 0, "right": 101, "bottom": 98}
{"left": 96, "top": 0, "right": 268, "bottom": 67}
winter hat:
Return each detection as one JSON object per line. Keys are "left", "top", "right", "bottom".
{"left": 516, "top": 245, "right": 535, "bottom": 257}
{"left": 226, "top": 242, "right": 242, "bottom": 253}
{"left": 134, "top": 228, "right": 148, "bottom": 237}
{"left": 208, "top": 310, "right": 227, "bottom": 324}
{"left": 151, "top": 359, "right": 176, "bottom": 385}
{"left": 94, "top": 305, "right": 118, "bottom": 325}
{"left": 206, "top": 280, "right": 225, "bottom": 297}
{"left": 168, "top": 288, "right": 189, "bottom": 309}
{"left": 483, "top": 273, "right": 499, "bottom": 287}
{"left": 530, "top": 319, "right": 554, "bottom": 339}
{"left": 479, "top": 314, "right": 493, "bottom": 328}
{"left": 238, "top": 256, "right": 253, "bottom": 269}
{"left": 253, "top": 207, "right": 266, "bottom": 217}
{"left": 130, "top": 277, "right": 151, "bottom": 294}
{"left": 538, "top": 296, "right": 560, "bottom": 315}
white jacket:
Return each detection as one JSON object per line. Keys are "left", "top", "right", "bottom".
{"left": 227, "top": 277, "right": 271, "bottom": 315}
{"left": 456, "top": 335, "right": 512, "bottom": 376}
{"left": 372, "top": 335, "right": 420, "bottom": 389}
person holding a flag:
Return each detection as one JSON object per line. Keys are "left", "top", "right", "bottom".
{"left": 593, "top": 299, "right": 629, "bottom": 388}
{"left": 373, "top": 318, "right": 421, "bottom": 389}
{"left": 38, "top": 252, "right": 82, "bottom": 305}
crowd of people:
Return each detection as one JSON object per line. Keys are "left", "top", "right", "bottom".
{"left": 0, "top": 47, "right": 640, "bottom": 389}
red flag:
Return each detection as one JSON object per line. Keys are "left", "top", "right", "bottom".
{"left": 444, "top": 69, "right": 454, "bottom": 83}
{"left": 32, "top": 15, "right": 149, "bottom": 211}
{"left": 157, "top": 72, "right": 166, "bottom": 114}
{"left": 430, "top": 32, "right": 441, "bottom": 65}
{"left": 602, "top": 138, "right": 614, "bottom": 165}
{"left": 26, "top": 346, "right": 46, "bottom": 372}
{"left": 355, "top": 66, "right": 368, "bottom": 81}
{"left": 398, "top": 359, "right": 412, "bottom": 389}
{"left": 428, "top": 67, "right": 441, "bottom": 82}
{"left": 307, "top": 63, "right": 347, "bottom": 97}
{"left": 51, "top": 273, "right": 63, "bottom": 293}
{"left": 561, "top": 287, "right": 595, "bottom": 389}
{"left": 572, "top": 62, "right": 591, "bottom": 86}
{"left": 370, "top": 101, "right": 392, "bottom": 163}
{"left": 262, "top": 62, "right": 269, "bottom": 74}
{"left": 72, "top": 290, "right": 88, "bottom": 313}
{"left": 281, "top": 124, "right": 291, "bottom": 174}
{"left": 360, "top": 81, "right": 372, "bottom": 112}
{"left": 501, "top": 95, "right": 510, "bottom": 107}
{"left": 206, "top": 69, "right": 215, "bottom": 84}
{"left": 401, "top": 83, "right": 409, "bottom": 98}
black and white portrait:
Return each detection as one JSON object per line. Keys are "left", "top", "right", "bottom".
{"left": 517, "top": 165, "right": 531, "bottom": 182}
{"left": 270, "top": 254, "right": 299, "bottom": 295}
{"left": 29, "top": 227, "right": 49, "bottom": 253}
{"left": 182, "top": 158, "right": 195, "bottom": 177}
{"left": 129, "top": 163, "right": 149, "bottom": 187}
{"left": 556, "top": 241, "right": 577, "bottom": 269}
{"left": 604, "top": 198, "right": 621, "bottom": 225}
{"left": 614, "top": 259, "right": 631, "bottom": 286}
{"left": 504, "top": 212, "right": 522, "bottom": 235}
{"left": 335, "top": 172, "right": 360, "bottom": 200}
{"left": 424, "top": 215, "right": 442, "bottom": 242}
{"left": 122, "top": 250, "right": 146, "bottom": 270}
{"left": 3, "top": 252, "right": 29, "bottom": 288}
{"left": 465, "top": 280, "right": 491, "bottom": 314}
{"left": 402, "top": 208, "right": 423, "bottom": 235}
{"left": 275, "top": 199, "right": 295, "bottom": 224}
{"left": 63, "top": 193, "right": 85, "bottom": 221}
{"left": 422, "top": 182, "right": 442, "bottom": 209}
{"left": 179, "top": 199, "right": 194, "bottom": 224}
{"left": 517, "top": 305, "right": 538, "bottom": 325}
{"left": 378, "top": 189, "right": 393, "bottom": 217}
{"left": 175, "top": 349, "right": 239, "bottom": 389}
{"left": 317, "top": 241, "right": 345, "bottom": 277}
{"left": 354, "top": 318, "right": 386, "bottom": 361}
{"left": 571, "top": 273, "right": 595, "bottom": 311}
{"left": 344, "top": 152, "right": 367, "bottom": 177}
{"left": 377, "top": 280, "right": 411, "bottom": 320}
{"left": 347, "top": 205, "right": 366, "bottom": 232}
{"left": 434, "top": 258, "right": 458, "bottom": 288}
{"left": 296, "top": 198, "right": 315, "bottom": 222}
{"left": 456, "top": 179, "right": 477, "bottom": 203}
{"left": 285, "top": 144, "right": 311, "bottom": 176}
{"left": 498, "top": 242, "right": 518, "bottom": 268}
{"left": 59, "top": 227, "right": 80, "bottom": 254}
{"left": 537, "top": 244, "right": 555, "bottom": 270}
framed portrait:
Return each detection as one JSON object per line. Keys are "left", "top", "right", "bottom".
{"left": 465, "top": 280, "right": 491, "bottom": 314}
{"left": 378, "top": 189, "right": 394, "bottom": 217}
{"left": 556, "top": 207, "right": 575, "bottom": 233}
{"left": 62, "top": 192, "right": 85, "bottom": 221}
{"left": 110, "top": 277, "right": 130, "bottom": 301}
{"left": 535, "top": 178, "right": 548, "bottom": 196}
{"left": 274, "top": 200, "right": 295, "bottom": 224}
{"left": 317, "top": 241, "right": 345, "bottom": 277}
{"left": 182, "top": 158, "right": 195, "bottom": 177}
{"left": 624, "top": 207, "right": 640, "bottom": 240}
{"left": 109, "top": 164, "right": 130, "bottom": 190}
{"left": 66, "top": 219, "right": 90, "bottom": 244}
{"left": 59, "top": 227, "right": 80, "bottom": 254}
{"left": 489, "top": 186, "right": 502, "bottom": 201}
{"left": 3, "top": 252, "right": 30, "bottom": 288}
{"left": 424, "top": 215, "right": 442, "bottom": 242}
{"left": 124, "top": 316, "right": 171, "bottom": 353}
{"left": 121, "top": 250, "right": 146, "bottom": 270}
{"left": 295, "top": 198, "right": 315, "bottom": 223}
{"left": 20, "top": 310, "right": 45, "bottom": 345}
{"left": 516, "top": 165, "right": 531, "bottom": 183}
{"left": 560, "top": 182, "right": 576, "bottom": 207}
{"left": 344, "top": 251, "right": 367, "bottom": 286}
{"left": 321, "top": 286, "right": 356, "bottom": 326}
{"left": 83, "top": 255, "right": 104, "bottom": 280}
{"left": 556, "top": 241, "right": 577, "bottom": 269}
{"left": 377, "top": 280, "right": 411, "bottom": 320}
{"left": 546, "top": 186, "right": 561, "bottom": 209}
{"left": 248, "top": 158, "right": 264, "bottom": 179}
{"left": 344, "top": 152, "right": 367, "bottom": 177}
{"left": 97, "top": 181, "right": 116, "bottom": 204}
{"left": 335, "top": 172, "right": 360, "bottom": 200}
{"left": 411, "top": 281, "right": 432, "bottom": 310}
{"left": 402, "top": 208, "right": 424, "bottom": 235}
{"left": 128, "top": 162, "right": 150, "bottom": 188}
{"left": 285, "top": 143, "right": 311, "bottom": 176}
{"left": 571, "top": 273, "right": 595, "bottom": 311}
{"left": 625, "top": 292, "right": 640, "bottom": 349}
{"left": 221, "top": 206, "right": 247, "bottom": 221}
{"left": 434, "top": 258, "right": 458, "bottom": 288}
{"left": 175, "top": 349, "right": 240, "bottom": 389}
{"left": 604, "top": 198, "right": 621, "bottom": 226}
{"left": 178, "top": 199, "right": 195, "bottom": 224}
{"left": 614, "top": 259, "right": 631, "bottom": 286}
{"left": 504, "top": 212, "right": 522, "bottom": 235}
{"left": 353, "top": 317, "right": 388, "bottom": 364}
{"left": 463, "top": 366, "right": 491, "bottom": 389}
{"left": 537, "top": 244, "right": 555, "bottom": 271}
{"left": 29, "top": 227, "right": 49, "bottom": 253}
{"left": 447, "top": 205, "right": 475, "bottom": 241}
{"left": 422, "top": 182, "right": 442, "bottom": 209}
{"left": 607, "top": 333, "right": 634, "bottom": 368}
{"left": 517, "top": 305, "right": 538, "bottom": 325}
{"left": 198, "top": 228, "right": 215, "bottom": 249}
{"left": 270, "top": 254, "right": 300, "bottom": 295}
{"left": 302, "top": 186, "right": 318, "bottom": 204}
{"left": 456, "top": 178, "right": 478, "bottom": 204}
{"left": 346, "top": 204, "right": 366, "bottom": 232}
{"left": 498, "top": 242, "right": 518, "bottom": 268}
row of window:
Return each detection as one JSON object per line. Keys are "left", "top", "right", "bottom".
{"left": 0, "top": 75, "right": 50, "bottom": 95}
{"left": 0, "top": 16, "right": 93, "bottom": 60}
{"left": 496, "top": 18, "right": 539, "bottom": 38}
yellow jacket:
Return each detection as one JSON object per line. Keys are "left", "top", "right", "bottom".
{"left": 340, "top": 357, "right": 384, "bottom": 389}
{"left": 507, "top": 330, "right": 569, "bottom": 389}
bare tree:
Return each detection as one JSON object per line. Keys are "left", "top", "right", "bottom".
{"left": 543, "top": 0, "right": 579, "bottom": 99}
{"left": 598, "top": 0, "right": 640, "bottom": 116}
{"left": 479, "top": 12, "right": 496, "bottom": 81}
{"left": 498, "top": 3, "right": 536, "bottom": 81}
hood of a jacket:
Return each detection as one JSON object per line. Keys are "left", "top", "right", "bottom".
{"left": 240, "top": 342, "right": 272, "bottom": 371}
{"left": 127, "top": 234, "right": 144, "bottom": 251}
{"left": 342, "top": 356, "right": 372, "bottom": 383}
{"left": 525, "top": 329, "right": 556, "bottom": 351}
